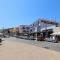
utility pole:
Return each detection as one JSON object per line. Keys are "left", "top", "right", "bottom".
{"left": 35, "top": 26, "right": 37, "bottom": 41}
{"left": 2, "top": 27, "right": 4, "bottom": 37}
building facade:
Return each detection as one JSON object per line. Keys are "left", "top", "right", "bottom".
{"left": 2, "top": 18, "right": 60, "bottom": 41}
{"left": 17, "top": 25, "right": 30, "bottom": 36}
{"left": 29, "top": 18, "right": 59, "bottom": 41}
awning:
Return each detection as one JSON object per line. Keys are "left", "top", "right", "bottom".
{"left": 51, "top": 32, "right": 60, "bottom": 35}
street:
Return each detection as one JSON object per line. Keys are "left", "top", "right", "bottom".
{"left": 0, "top": 37, "right": 60, "bottom": 60}
{"left": 2, "top": 37, "right": 60, "bottom": 52}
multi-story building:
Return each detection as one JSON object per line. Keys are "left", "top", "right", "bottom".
{"left": 29, "top": 18, "right": 59, "bottom": 41}
{"left": 17, "top": 25, "right": 30, "bottom": 36}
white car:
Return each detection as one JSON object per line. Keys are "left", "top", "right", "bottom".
{"left": 45, "top": 36, "right": 58, "bottom": 43}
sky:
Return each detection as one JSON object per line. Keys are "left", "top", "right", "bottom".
{"left": 0, "top": 0, "right": 60, "bottom": 28}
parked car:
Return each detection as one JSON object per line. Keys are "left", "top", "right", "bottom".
{"left": 29, "top": 36, "right": 36, "bottom": 40}
{"left": 45, "top": 36, "right": 58, "bottom": 43}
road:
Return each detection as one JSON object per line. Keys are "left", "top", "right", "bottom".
{"left": 0, "top": 38, "right": 60, "bottom": 60}
{"left": 2, "top": 37, "right": 60, "bottom": 52}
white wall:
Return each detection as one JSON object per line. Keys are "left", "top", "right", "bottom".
{"left": 53, "top": 27, "right": 60, "bottom": 32}
{"left": 41, "top": 25, "right": 56, "bottom": 31}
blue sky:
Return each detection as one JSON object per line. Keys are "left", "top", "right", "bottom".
{"left": 0, "top": 0, "right": 60, "bottom": 28}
